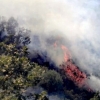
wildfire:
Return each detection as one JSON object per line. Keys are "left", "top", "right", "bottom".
{"left": 64, "top": 62, "right": 86, "bottom": 87}
{"left": 54, "top": 41, "right": 86, "bottom": 87}
{"left": 61, "top": 45, "right": 71, "bottom": 62}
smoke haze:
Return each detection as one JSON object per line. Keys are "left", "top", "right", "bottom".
{"left": 0, "top": 0, "right": 100, "bottom": 91}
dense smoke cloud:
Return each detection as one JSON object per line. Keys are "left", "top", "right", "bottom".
{"left": 0, "top": 0, "right": 100, "bottom": 91}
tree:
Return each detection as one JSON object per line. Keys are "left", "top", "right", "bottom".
{"left": 90, "top": 92, "right": 100, "bottom": 100}
{"left": 39, "top": 70, "right": 63, "bottom": 92}
{"left": 0, "top": 17, "right": 46, "bottom": 99}
{"left": 0, "top": 16, "right": 7, "bottom": 41}
{"left": 0, "top": 17, "right": 30, "bottom": 46}
{"left": 27, "top": 64, "right": 47, "bottom": 86}
{"left": 0, "top": 42, "right": 48, "bottom": 99}
{"left": 7, "top": 17, "right": 18, "bottom": 35}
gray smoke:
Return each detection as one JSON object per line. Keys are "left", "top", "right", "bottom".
{"left": 0, "top": 0, "right": 100, "bottom": 91}
{"left": 22, "top": 86, "right": 66, "bottom": 100}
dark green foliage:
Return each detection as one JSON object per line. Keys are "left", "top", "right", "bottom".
{"left": 90, "top": 92, "right": 100, "bottom": 100}
{"left": 39, "top": 70, "right": 63, "bottom": 92}
{"left": 0, "top": 17, "right": 48, "bottom": 100}
{"left": 0, "top": 42, "right": 48, "bottom": 99}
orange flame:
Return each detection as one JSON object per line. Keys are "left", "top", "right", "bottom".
{"left": 61, "top": 45, "right": 71, "bottom": 62}
{"left": 53, "top": 40, "right": 86, "bottom": 87}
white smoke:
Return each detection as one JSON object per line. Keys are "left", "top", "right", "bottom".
{"left": 0, "top": 0, "right": 100, "bottom": 91}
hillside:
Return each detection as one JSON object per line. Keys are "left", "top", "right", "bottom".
{"left": 0, "top": 17, "right": 99, "bottom": 100}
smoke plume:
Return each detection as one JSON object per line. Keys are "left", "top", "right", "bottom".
{"left": 0, "top": 0, "right": 100, "bottom": 91}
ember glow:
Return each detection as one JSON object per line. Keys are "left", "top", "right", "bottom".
{"left": 64, "top": 62, "right": 86, "bottom": 87}
{"left": 53, "top": 40, "right": 87, "bottom": 87}
{"left": 61, "top": 45, "right": 71, "bottom": 62}
{"left": 61, "top": 45, "right": 86, "bottom": 86}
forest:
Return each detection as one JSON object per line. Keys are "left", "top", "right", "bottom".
{"left": 0, "top": 17, "right": 100, "bottom": 100}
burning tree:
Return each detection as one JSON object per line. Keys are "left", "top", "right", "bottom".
{"left": 53, "top": 40, "right": 87, "bottom": 87}
{"left": 0, "top": 17, "right": 48, "bottom": 100}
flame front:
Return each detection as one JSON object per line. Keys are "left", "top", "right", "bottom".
{"left": 54, "top": 41, "right": 86, "bottom": 87}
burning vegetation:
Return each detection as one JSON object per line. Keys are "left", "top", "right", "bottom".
{"left": 53, "top": 40, "right": 87, "bottom": 87}
{"left": 0, "top": 17, "right": 99, "bottom": 100}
